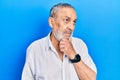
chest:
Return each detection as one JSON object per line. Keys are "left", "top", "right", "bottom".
{"left": 34, "top": 51, "right": 79, "bottom": 80}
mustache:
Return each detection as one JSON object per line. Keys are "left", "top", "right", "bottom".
{"left": 64, "top": 28, "right": 72, "bottom": 34}
{"left": 63, "top": 28, "right": 73, "bottom": 40}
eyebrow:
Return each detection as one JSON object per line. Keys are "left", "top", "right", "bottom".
{"left": 64, "top": 16, "right": 77, "bottom": 22}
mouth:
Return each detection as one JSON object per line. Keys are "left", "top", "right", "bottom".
{"left": 65, "top": 28, "right": 72, "bottom": 34}
{"left": 64, "top": 29, "right": 72, "bottom": 39}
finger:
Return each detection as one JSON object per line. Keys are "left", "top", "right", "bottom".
{"left": 60, "top": 48, "right": 64, "bottom": 52}
{"left": 59, "top": 44, "right": 65, "bottom": 49}
{"left": 61, "top": 38, "right": 68, "bottom": 41}
{"left": 60, "top": 39, "right": 67, "bottom": 45}
{"left": 60, "top": 41, "right": 65, "bottom": 44}
{"left": 59, "top": 44, "right": 65, "bottom": 52}
{"left": 69, "top": 37, "right": 72, "bottom": 42}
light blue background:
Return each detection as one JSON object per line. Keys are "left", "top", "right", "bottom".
{"left": 0, "top": 0, "right": 120, "bottom": 80}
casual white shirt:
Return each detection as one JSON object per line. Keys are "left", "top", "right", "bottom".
{"left": 22, "top": 33, "right": 97, "bottom": 80}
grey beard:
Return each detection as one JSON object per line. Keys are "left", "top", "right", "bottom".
{"left": 53, "top": 31, "right": 73, "bottom": 41}
{"left": 53, "top": 31, "right": 64, "bottom": 41}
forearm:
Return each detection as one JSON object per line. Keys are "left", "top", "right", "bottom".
{"left": 73, "top": 60, "right": 96, "bottom": 80}
{"left": 59, "top": 38, "right": 96, "bottom": 80}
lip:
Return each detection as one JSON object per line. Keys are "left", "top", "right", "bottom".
{"left": 63, "top": 29, "right": 72, "bottom": 39}
{"left": 64, "top": 30, "right": 71, "bottom": 33}
{"left": 64, "top": 31, "right": 72, "bottom": 34}
{"left": 64, "top": 33, "right": 71, "bottom": 37}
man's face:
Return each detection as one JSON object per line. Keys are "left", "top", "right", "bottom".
{"left": 52, "top": 7, "right": 77, "bottom": 41}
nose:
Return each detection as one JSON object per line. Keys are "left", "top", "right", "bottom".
{"left": 67, "top": 22, "right": 75, "bottom": 31}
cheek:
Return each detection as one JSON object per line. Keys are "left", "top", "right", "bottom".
{"left": 52, "top": 22, "right": 59, "bottom": 30}
{"left": 59, "top": 23, "right": 67, "bottom": 31}
{"left": 54, "top": 21, "right": 66, "bottom": 32}
{"left": 55, "top": 22, "right": 62, "bottom": 31}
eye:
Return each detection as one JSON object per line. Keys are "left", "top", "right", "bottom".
{"left": 64, "top": 18, "right": 69, "bottom": 23}
{"left": 73, "top": 22, "right": 76, "bottom": 25}
{"left": 73, "top": 19, "right": 76, "bottom": 25}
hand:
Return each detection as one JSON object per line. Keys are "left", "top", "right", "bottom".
{"left": 59, "top": 38, "right": 76, "bottom": 59}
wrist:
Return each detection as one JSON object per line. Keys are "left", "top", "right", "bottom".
{"left": 69, "top": 52, "right": 76, "bottom": 59}
{"left": 69, "top": 54, "right": 81, "bottom": 63}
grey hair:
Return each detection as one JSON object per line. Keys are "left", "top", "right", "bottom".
{"left": 49, "top": 3, "right": 75, "bottom": 18}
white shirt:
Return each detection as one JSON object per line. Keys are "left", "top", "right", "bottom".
{"left": 22, "top": 33, "right": 97, "bottom": 80}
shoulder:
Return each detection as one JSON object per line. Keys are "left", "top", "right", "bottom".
{"left": 72, "top": 37, "right": 88, "bottom": 52}
{"left": 25, "top": 36, "right": 48, "bottom": 57}
{"left": 27, "top": 37, "right": 48, "bottom": 51}
{"left": 72, "top": 37, "right": 86, "bottom": 46}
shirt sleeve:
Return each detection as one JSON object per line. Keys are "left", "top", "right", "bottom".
{"left": 73, "top": 38, "right": 97, "bottom": 74}
{"left": 22, "top": 45, "right": 35, "bottom": 80}
{"left": 80, "top": 41, "right": 97, "bottom": 74}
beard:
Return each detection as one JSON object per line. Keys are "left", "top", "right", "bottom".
{"left": 53, "top": 28, "right": 73, "bottom": 41}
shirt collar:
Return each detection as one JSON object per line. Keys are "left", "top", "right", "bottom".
{"left": 47, "top": 32, "right": 68, "bottom": 59}
{"left": 47, "top": 32, "right": 57, "bottom": 53}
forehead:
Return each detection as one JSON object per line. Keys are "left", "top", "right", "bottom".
{"left": 56, "top": 7, "right": 77, "bottom": 19}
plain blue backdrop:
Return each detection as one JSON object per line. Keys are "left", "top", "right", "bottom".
{"left": 0, "top": 0, "right": 120, "bottom": 80}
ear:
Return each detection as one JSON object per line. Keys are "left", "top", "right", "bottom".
{"left": 48, "top": 17, "right": 54, "bottom": 28}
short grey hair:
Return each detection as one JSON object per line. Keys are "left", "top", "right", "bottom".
{"left": 49, "top": 3, "right": 75, "bottom": 18}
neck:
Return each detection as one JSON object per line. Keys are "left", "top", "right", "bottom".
{"left": 50, "top": 32, "right": 60, "bottom": 51}
{"left": 50, "top": 32, "right": 64, "bottom": 61}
